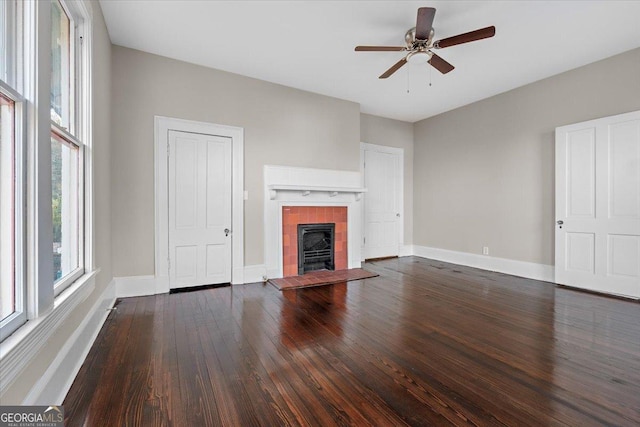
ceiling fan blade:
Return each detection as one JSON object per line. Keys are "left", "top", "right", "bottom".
{"left": 428, "top": 53, "right": 455, "bottom": 74}
{"left": 379, "top": 58, "right": 407, "bottom": 79}
{"left": 415, "top": 7, "right": 436, "bottom": 40}
{"left": 435, "top": 26, "right": 496, "bottom": 49}
{"left": 355, "top": 46, "right": 405, "bottom": 52}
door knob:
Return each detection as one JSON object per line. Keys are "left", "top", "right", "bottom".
{"left": 396, "top": 213, "right": 401, "bottom": 217}
{"left": 557, "top": 220, "right": 563, "bottom": 225}
{"left": 224, "top": 228, "right": 230, "bottom": 236}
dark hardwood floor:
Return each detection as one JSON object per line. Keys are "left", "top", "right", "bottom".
{"left": 63, "top": 257, "right": 640, "bottom": 426}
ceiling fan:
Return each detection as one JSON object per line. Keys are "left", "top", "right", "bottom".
{"left": 355, "top": 7, "right": 495, "bottom": 79}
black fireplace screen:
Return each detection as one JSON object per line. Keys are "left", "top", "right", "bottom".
{"left": 298, "top": 223, "right": 335, "bottom": 275}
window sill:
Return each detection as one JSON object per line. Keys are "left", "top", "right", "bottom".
{"left": 0, "top": 269, "right": 98, "bottom": 395}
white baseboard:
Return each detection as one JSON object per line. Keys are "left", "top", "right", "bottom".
{"left": 399, "top": 245, "right": 414, "bottom": 257}
{"left": 1, "top": 272, "right": 97, "bottom": 404}
{"left": 232, "top": 266, "right": 245, "bottom": 285}
{"left": 115, "top": 275, "right": 157, "bottom": 298}
{"left": 114, "top": 267, "right": 271, "bottom": 298}
{"left": 266, "top": 268, "right": 281, "bottom": 280}
{"left": 243, "top": 264, "right": 267, "bottom": 283}
{"left": 24, "top": 278, "right": 116, "bottom": 405}
{"left": 412, "top": 245, "right": 555, "bottom": 283}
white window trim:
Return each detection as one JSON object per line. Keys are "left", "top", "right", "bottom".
{"left": 51, "top": 122, "right": 85, "bottom": 296}
{"left": 0, "top": 0, "right": 94, "bottom": 331}
{"left": 0, "top": 0, "right": 96, "bottom": 395}
{"left": 0, "top": 0, "right": 15, "bottom": 85}
{"left": 0, "top": 80, "right": 27, "bottom": 341}
{"left": 75, "top": 1, "right": 94, "bottom": 276}
{"left": 50, "top": 0, "right": 93, "bottom": 297}
{"left": 0, "top": 269, "right": 97, "bottom": 395}
{"left": 55, "top": 0, "right": 76, "bottom": 135}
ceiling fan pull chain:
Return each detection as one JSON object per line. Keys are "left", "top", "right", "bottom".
{"left": 407, "top": 67, "right": 410, "bottom": 94}
{"left": 429, "top": 62, "right": 432, "bottom": 87}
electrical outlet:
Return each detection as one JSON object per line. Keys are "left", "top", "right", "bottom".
{"left": 482, "top": 246, "right": 489, "bottom": 255}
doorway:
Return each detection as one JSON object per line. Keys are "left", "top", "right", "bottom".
{"left": 154, "top": 116, "right": 244, "bottom": 292}
{"left": 360, "top": 142, "right": 404, "bottom": 260}
{"left": 168, "top": 130, "right": 231, "bottom": 289}
{"left": 555, "top": 110, "right": 640, "bottom": 298}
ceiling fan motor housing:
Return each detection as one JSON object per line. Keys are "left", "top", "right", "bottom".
{"left": 405, "top": 26, "right": 435, "bottom": 49}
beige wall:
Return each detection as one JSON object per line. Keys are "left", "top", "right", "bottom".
{"left": 413, "top": 47, "right": 640, "bottom": 265}
{"left": 111, "top": 47, "right": 360, "bottom": 275}
{"left": 92, "top": 4, "right": 113, "bottom": 292}
{"left": 360, "top": 113, "right": 414, "bottom": 245}
{"left": 1, "top": 0, "right": 112, "bottom": 404}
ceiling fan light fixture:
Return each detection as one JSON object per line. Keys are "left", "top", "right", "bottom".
{"left": 407, "top": 50, "right": 432, "bottom": 64}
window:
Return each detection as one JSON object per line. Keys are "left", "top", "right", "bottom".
{"left": 0, "top": 0, "right": 92, "bottom": 343}
{"left": 50, "top": 0, "right": 71, "bottom": 129}
{"left": 0, "top": 93, "right": 17, "bottom": 324}
{"left": 50, "top": 0, "right": 84, "bottom": 294}
{"left": 0, "top": 96, "right": 14, "bottom": 311}
{"left": 0, "top": 0, "right": 25, "bottom": 341}
{"left": 0, "top": 0, "right": 15, "bottom": 85}
{"left": 51, "top": 130, "right": 80, "bottom": 281}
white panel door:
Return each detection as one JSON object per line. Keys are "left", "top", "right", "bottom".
{"left": 363, "top": 145, "right": 402, "bottom": 259}
{"left": 168, "top": 130, "right": 232, "bottom": 288}
{"left": 555, "top": 110, "right": 640, "bottom": 298}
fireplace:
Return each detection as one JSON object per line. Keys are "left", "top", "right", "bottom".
{"left": 282, "top": 206, "right": 347, "bottom": 277}
{"left": 298, "top": 223, "right": 335, "bottom": 275}
{"left": 264, "top": 165, "right": 364, "bottom": 279}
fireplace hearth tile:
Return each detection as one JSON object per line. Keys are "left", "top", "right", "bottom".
{"left": 269, "top": 268, "right": 378, "bottom": 291}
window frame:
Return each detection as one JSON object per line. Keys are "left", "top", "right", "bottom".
{"left": 51, "top": 122, "right": 84, "bottom": 295}
{"left": 50, "top": 0, "right": 89, "bottom": 296}
{"left": 0, "top": 78, "right": 27, "bottom": 341}
{"left": 0, "top": 0, "right": 16, "bottom": 86}
{"left": 0, "top": 0, "right": 94, "bottom": 344}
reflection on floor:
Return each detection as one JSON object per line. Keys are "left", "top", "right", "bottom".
{"left": 280, "top": 283, "right": 347, "bottom": 347}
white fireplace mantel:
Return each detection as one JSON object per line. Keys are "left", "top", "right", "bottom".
{"left": 267, "top": 184, "right": 367, "bottom": 200}
{"left": 264, "top": 165, "right": 365, "bottom": 279}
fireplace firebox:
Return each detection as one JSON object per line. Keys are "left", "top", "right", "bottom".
{"left": 298, "top": 223, "right": 335, "bottom": 275}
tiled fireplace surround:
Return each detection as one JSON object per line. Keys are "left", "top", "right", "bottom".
{"left": 282, "top": 206, "right": 348, "bottom": 277}
{"left": 264, "top": 165, "right": 365, "bottom": 279}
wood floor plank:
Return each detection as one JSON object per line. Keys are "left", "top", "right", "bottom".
{"left": 62, "top": 303, "right": 121, "bottom": 427}
{"left": 76, "top": 297, "right": 140, "bottom": 427}
{"left": 64, "top": 257, "right": 640, "bottom": 426}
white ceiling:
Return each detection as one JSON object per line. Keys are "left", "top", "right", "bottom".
{"left": 99, "top": 1, "right": 640, "bottom": 123}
